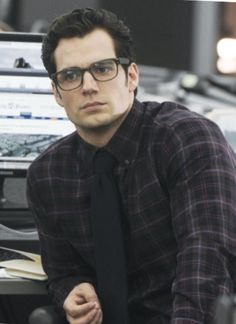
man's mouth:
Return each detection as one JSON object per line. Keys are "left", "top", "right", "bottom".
{"left": 81, "top": 101, "right": 105, "bottom": 110}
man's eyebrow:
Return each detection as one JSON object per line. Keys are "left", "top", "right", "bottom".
{"left": 59, "top": 66, "right": 82, "bottom": 72}
{"left": 58, "top": 59, "right": 115, "bottom": 72}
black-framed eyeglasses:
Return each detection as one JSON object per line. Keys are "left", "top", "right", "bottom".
{"left": 51, "top": 57, "right": 131, "bottom": 91}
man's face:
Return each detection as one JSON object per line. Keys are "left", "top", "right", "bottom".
{"left": 52, "top": 28, "right": 139, "bottom": 139}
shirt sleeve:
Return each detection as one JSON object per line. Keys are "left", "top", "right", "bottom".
{"left": 26, "top": 175, "right": 95, "bottom": 313}
{"left": 161, "top": 114, "right": 236, "bottom": 323}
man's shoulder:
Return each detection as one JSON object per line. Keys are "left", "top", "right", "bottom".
{"left": 142, "top": 100, "right": 205, "bottom": 129}
{"left": 144, "top": 100, "right": 197, "bottom": 120}
{"left": 141, "top": 100, "right": 223, "bottom": 149}
{"left": 28, "top": 131, "right": 78, "bottom": 173}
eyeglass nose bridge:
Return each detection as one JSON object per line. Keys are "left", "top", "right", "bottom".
{"left": 79, "top": 66, "right": 99, "bottom": 88}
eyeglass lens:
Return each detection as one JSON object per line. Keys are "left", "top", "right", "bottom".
{"left": 56, "top": 59, "right": 118, "bottom": 90}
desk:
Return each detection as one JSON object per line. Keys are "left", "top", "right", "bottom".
{"left": 0, "top": 278, "right": 47, "bottom": 295}
{"left": 0, "top": 278, "right": 50, "bottom": 324}
{"left": 0, "top": 221, "right": 46, "bottom": 295}
{"left": 0, "top": 221, "right": 40, "bottom": 252}
{"left": 0, "top": 210, "right": 49, "bottom": 323}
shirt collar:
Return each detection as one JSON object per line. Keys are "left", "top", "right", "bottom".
{"left": 78, "top": 98, "right": 145, "bottom": 173}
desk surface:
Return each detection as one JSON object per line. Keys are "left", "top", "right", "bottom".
{"left": 0, "top": 278, "right": 47, "bottom": 295}
{"left": 0, "top": 213, "right": 45, "bottom": 296}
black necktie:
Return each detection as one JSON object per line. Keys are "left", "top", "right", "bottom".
{"left": 91, "top": 150, "right": 128, "bottom": 324}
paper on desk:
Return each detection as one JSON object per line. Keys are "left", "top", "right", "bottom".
{"left": 0, "top": 263, "right": 47, "bottom": 280}
{"left": 0, "top": 246, "right": 47, "bottom": 281}
{"left": 0, "top": 268, "right": 17, "bottom": 278}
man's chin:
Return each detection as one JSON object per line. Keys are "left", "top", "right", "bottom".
{"left": 75, "top": 111, "right": 127, "bottom": 132}
{"left": 79, "top": 115, "right": 117, "bottom": 128}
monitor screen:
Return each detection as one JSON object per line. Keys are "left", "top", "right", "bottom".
{"left": 0, "top": 73, "right": 75, "bottom": 177}
{"left": 0, "top": 32, "right": 45, "bottom": 70}
{"left": 0, "top": 33, "right": 75, "bottom": 177}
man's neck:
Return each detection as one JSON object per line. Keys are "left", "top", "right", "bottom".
{"left": 77, "top": 103, "right": 133, "bottom": 148}
{"left": 78, "top": 126, "right": 118, "bottom": 148}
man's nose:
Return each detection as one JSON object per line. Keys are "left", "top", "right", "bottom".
{"left": 81, "top": 71, "right": 99, "bottom": 92}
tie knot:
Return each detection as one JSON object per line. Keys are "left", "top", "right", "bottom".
{"left": 93, "top": 150, "right": 116, "bottom": 174}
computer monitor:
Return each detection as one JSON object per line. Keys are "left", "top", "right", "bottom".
{"left": 0, "top": 32, "right": 75, "bottom": 209}
{"left": 0, "top": 32, "right": 45, "bottom": 70}
{"left": 0, "top": 71, "right": 75, "bottom": 176}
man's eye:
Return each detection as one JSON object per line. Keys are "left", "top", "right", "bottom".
{"left": 62, "top": 70, "right": 81, "bottom": 82}
{"left": 93, "top": 64, "right": 113, "bottom": 74}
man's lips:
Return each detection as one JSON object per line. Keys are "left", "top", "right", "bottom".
{"left": 81, "top": 102, "right": 105, "bottom": 110}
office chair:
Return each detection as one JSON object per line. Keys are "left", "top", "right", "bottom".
{"left": 28, "top": 305, "right": 67, "bottom": 324}
{"left": 214, "top": 295, "right": 236, "bottom": 324}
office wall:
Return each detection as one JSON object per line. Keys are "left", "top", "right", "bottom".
{"left": 101, "top": 0, "right": 194, "bottom": 71}
{"left": 0, "top": 0, "right": 20, "bottom": 29}
{"left": 17, "top": 0, "right": 99, "bottom": 31}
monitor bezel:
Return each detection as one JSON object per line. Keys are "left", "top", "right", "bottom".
{"left": 0, "top": 31, "right": 45, "bottom": 43}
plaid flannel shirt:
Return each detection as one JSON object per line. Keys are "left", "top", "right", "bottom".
{"left": 27, "top": 99, "right": 236, "bottom": 323}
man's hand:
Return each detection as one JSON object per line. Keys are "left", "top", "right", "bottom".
{"left": 63, "top": 282, "right": 103, "bottom": 324}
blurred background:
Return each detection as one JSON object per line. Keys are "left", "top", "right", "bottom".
{"left": 0, "top": 0, "right": 236, "bottom": 75}
{"left": 1, "top": 0, "right": 236, "bottom": 207}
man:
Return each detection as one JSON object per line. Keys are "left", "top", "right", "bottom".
{"left": 27, "top": 7, "right": 236, "bottom": 324}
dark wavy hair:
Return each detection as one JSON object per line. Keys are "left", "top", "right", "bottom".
{"left": 42, "top": 8, "right": 135, "bottom": 78}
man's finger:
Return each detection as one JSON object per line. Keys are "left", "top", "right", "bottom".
{"left": 66, "top": 301, "right": 96, "bottom": 318}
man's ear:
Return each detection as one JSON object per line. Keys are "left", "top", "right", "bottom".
{"left": 52, "top": 82, "right": 64, "bottom": 107}
{"left": 128, "top": 62, "right": 139, "bottom": 92}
